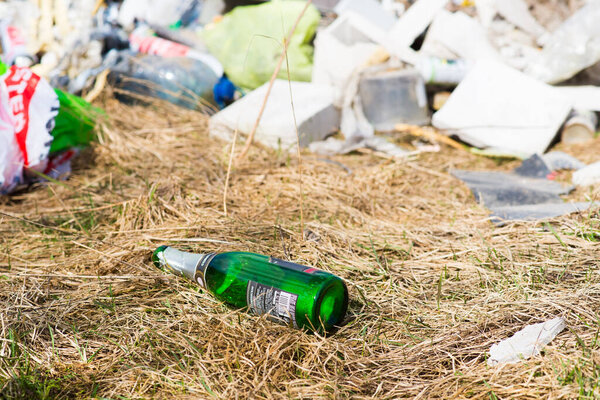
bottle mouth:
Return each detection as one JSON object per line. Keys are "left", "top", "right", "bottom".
{"left": 315, "top": 279, "right": 348, "bottom": 332}
{"left": 152, "top": 245, "right": 169, "bottom": 268}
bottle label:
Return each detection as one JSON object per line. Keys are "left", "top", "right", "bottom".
{"left": 246, "top": 281, "right": 298, "bottom": 328}
{"left": 196, "top": 253, "right": 217, "bottom": 288}
{"left": 268, "top": 257, "right": 318, "bottom": 274}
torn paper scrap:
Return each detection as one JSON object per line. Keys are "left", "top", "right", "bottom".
{"left": 488, "top": 317, "right": 566, "bottom": 366}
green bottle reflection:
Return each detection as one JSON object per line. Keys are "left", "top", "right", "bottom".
{"left": 152, "top": 246, "right": 348, "bottom": 333}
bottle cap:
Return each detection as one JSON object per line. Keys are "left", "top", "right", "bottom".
{"left": 152, "top": 246, "right": 208, "bottom": 283}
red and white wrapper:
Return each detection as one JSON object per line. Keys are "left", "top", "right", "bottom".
{"left": 0, "top": 23, "right": 31, "bottom": 66}
{"left": 0, "top": 66, "right": 59, "bottom": 194}
{"left": 129, "top": 26, "right": 223, "bottom": 76}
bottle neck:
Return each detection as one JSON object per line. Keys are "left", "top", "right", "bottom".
{"left": 154, "top": 247, "right": 216, "bottom": 287}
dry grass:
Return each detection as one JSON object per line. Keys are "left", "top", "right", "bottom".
{"left": 1, "top": 93, "right": 600, "bottom": 399}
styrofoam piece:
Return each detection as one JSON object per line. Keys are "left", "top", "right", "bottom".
{"left": 494, "top": 0, "right": 547, "bottom": 40}
{"left": 334, "top": 0, "right": 397, "bottom": 31}
{"left": 383, "top": 0, "right": 449, "bottom": 61}
{"left": 554, "top": 86, "right": 600, "bottom": 112}
{"left": 312, "top": 12, "right": 381, "bottom": 105}
{"left": 487, "top": 19, "right": 541, "bottom": 71}
{"left": 432, "top": 60, "right": 572, "bottom": 156}
{"left": 475, "top": 0, "right": 497, "bottom": 28}
{"left": 488, "top": 317, "right": 565, "bottom": 366}
{"left": 209, "top": 80, "right": 340, "bottom": 151}
{"left": 573, "top": 161, "right": 600, "bottom": 187}
{"left": 420, "top": 10, "right": 501, "bottom": 62}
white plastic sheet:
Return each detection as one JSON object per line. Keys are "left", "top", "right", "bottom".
{"left": 525, "top": 1, "right": 600, "bottom": 84}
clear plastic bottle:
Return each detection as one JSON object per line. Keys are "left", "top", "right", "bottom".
{"left": 109, "top": 54, "right": 219, "bottom": 111}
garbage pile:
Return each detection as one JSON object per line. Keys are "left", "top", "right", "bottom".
{"left": 1, "top": 0, "right": 599, "bottom": 222}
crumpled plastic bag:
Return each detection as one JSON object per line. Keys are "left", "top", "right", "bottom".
{"left": 51, "top": 89, "right": 103, "bottom": 154}
{"left": 525, "top": 1, "right": 600, "bottom": 84}
{"left": 201, "top": 0, "right": 320, "bottom": 90}
{"left": 0, "top": 64, "right": 59, "bottom": 194}
{"left": 118, "top": 0, "right": 199, "bottom": 30}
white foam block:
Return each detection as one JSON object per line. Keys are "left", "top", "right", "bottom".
{"left": 433, "top": 60, "right": 572, "bottom": 156}
{"left": 383, "top": 0, "right": 448, "bottom": 61}
{"left": 209, "top": 80, "right": 340, "bottom": 151}
{"left": 555, "top": 86, "right": 600, "bottom": 112}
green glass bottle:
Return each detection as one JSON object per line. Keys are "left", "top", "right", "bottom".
{"left": 152, "top": 246, "right": 348, "bottom": 333}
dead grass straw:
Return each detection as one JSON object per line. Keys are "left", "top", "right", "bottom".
{"left": 0, "top": 94, "right": 599, "bottom": 399}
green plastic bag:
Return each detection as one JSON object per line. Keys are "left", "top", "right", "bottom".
{"left": 201, "top": 0, "right": 320, "bottom": 90}
{"left": 51, "top": 90, "right": 104, "bottom": 154}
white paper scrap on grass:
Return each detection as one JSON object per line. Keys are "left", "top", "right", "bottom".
{"left": 488, "top": 317, "right": 565, "bottom": 366}
{"left": 432, "top": 60, "right": 573, "bottom": 156}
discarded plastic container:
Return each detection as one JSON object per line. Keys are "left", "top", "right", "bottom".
{"left": 359, "top": 66, "right": 429, "bottom": 131}
{"left": 416, "top": 57, "right": 471, "bottom": 85}
{"left": 109, "top": 54, "right": 219, "bottom": 110}
{"left": 561, "top": 110, "right": 598, "bottom": 145}
{"left": 129, "top": 25, "right": 223, "bottom": 77}
{"left": 152, "top": 246, "right": 349, "bottom": 332}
